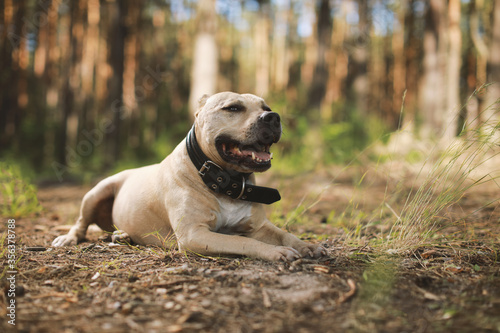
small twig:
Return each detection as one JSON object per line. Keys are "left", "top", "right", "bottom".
{"left": 337, "top": 279, "right": 356, "bottom": 304}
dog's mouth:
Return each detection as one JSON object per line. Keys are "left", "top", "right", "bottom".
{"left": 215, "top": 137, "right": 274, "bottom": 172}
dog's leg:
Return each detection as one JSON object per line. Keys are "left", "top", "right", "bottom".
{"left": 178, "top": 226, "right": 302, "bottom": 261}
{"left": 52, "top": 177, "right": 119, "bottom": 247}
{"left": 249, "top": 220, "right": 326, "bottom": 258}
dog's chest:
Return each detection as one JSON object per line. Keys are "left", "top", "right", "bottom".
{"left": 214, "top": 198, "right": 253, "bottom": 233}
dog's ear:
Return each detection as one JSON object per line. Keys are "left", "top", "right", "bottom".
{"left": 195, "top": 94, "right": 210, "bottom": 118}
{"left": 198, "top": 94, "right": 210, "bottom": 108}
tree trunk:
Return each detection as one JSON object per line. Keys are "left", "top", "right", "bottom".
{"left": 106, "top": 0, "right": 127, "bottom": 164}
{"left": 270, "top": 0, "right": 290, "bottom": 93}
{"left": 485, "top": 0, "right": 500, "bottom": 129}
{"left": 123, "top": 1, "right": 142, "bottom": 152}
{"left": 56, "top": 0, "right": 78, "bottom": 165}
{"left": 392, "top": 0, "right": 406, "bottom": 129}
{"left": 188, "top": 0, "right": 218, "bottom": 118}
{"left": 470, "top": 0, "right": 488, "bottom": 86}
{"left": 343, "top": 0, "right": 370, "bottom": 118}
{"left": 352, "top": 0, "right": 370, "bottom": 116}
{"left": 254, "top": 2, "right": 271, "bottom": 97}
{"left": 9, "top": 0, "right": 28, "bottom": 142}
{"left": 444, "top": 0, "right": 462, "bottom": 139}
{"left": 81, "top": 0, "right": 100, "bottom": 130}
{"left": 419, "top": 0, "right": 447, "bottom": 138}
{"left": 307, "top": 0, "right": 332, "bottom": 112}
{"left": 322, "top": 3, "right": 348, "bottom": 121}
{"left": 466, "top": 0, "right": 486, "bottom": 131}
{"left": 300, "top": 1, "right": 317, "bottom": 89}
{"left": 0, "top": 0, "right": 15, "bottom": 148}
{"left": 402, "top": 0, "right": 421, "bottom": 130}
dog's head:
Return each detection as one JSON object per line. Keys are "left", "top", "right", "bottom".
{"left": 194, "top": 92, "right": 281, "bottom": 173}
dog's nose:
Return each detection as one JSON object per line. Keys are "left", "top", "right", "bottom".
{"left": 259, "top": 112, "right": 281, "bottom": 126}
{"left": 257, "top": 111, "right": 281, "bottom": 144}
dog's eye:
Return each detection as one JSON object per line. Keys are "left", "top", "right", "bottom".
{"left": 262, "top": 106, "right": 272, "bottom": 112}
{"left": 222, "top": 104, "right": 245, "bottom": 112}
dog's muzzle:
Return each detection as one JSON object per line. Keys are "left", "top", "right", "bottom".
{"left": 256, "top": 111, "right": 282, "bottom": 145}
{"left": 213, "top": 111, "right": 282, "bottom": 173}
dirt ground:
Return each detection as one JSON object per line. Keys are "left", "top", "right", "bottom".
{"left": 1, "top": 171, "right": 500, "bottom": 333}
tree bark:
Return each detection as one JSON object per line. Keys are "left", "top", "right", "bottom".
{"left": 392, "top": 0, "right": 406, "bottom": 129}
{"left": 106, "top": 0, "right": 127, "bottom": 164}
{"left": 322, "top": 3, "right": 348, "bottom": 121}
{"left": 419, "top": 0, "right": 447, "bottom": 137}
{"left": 466, "top": 0, "right": 486, "bottom": 130}
{"left": 81, "top": 0, "right": 100, "bottom": 130}
{"left": 188, "top": 0, "right": 218, "bottom": 118}
{"left": 402, "top": 0, "right": 421, "bottom": 130}
{"left": 254, "top": 1, "right": 271, "bottom": 97}
{"left": 0, "top": 0, "right": 15, "bottom": 148}
{"left": 485, "top": 0, "right": 500, "bottom": 129}
{"left": 270, "top": 0, "right": 290, "bottom": 93}
{"left": 307, "top": 0, "right": 332, "bottom": 112}
{"left": 444, "top": 0, "right": 462, "bottom": 139}
{"left": 300, "top": 1, "right": 317, "bottom": 89}
{"left": 56, "top": 0, "right": 78, "bottom": 165}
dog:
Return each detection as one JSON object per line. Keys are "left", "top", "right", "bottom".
{"left": 52, "top": 92, "right": 326, "bottom": 261}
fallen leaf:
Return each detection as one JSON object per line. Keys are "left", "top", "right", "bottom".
{"left": 445, "top": 266, "right": 463, "bottom": 273}
{"left": 37, "top": 267, "right": 48, "bottom": 274}
{"left": 421, "top": 250, "right": 437, "bottom": 259}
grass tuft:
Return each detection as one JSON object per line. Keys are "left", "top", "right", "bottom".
{"left": 384, "top": 115, "right": 500, "bottom": 251}
{"left": 0, "top": 162, "right": 43, "bottom": 218}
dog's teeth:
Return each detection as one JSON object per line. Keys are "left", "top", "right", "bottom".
{"left": 252, "top": 152, "right": 256, "bottom": 160}
{"left": 232, "top": 146, "right": 241, "bottom": 155}
{"left": 270, "top": 153, "right": 273, "bottom": 159}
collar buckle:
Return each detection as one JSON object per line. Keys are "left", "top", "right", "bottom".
{"left": 198, "top": 160, "right": 222, "bottom": 177}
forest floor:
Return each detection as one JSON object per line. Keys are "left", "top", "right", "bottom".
{"left": 1, "top": 167, "right": 500, "bottom": 333}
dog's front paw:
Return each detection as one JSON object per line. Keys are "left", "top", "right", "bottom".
{"left": 265, "top": 246, "right": 301, "bottom": 262}
{"left": 52, "top": 234, "right": 78, "bottom": 247}
{"left": 295, "top": 243, "right": 327, "bottom": 259}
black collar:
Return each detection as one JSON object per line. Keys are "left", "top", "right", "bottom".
{"left": 185, "top": 125, "right": 281, "bottom": 205}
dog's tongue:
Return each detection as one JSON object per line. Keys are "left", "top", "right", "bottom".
{"left": 251, "top": 150, "right": 271, "bottom": 161}
{"left": 235, "top": 147, "right": 271, "bottom": 161}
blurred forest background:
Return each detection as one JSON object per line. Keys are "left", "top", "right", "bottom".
{"left": 0, "top": 0, "right": 499, "bottom": 182}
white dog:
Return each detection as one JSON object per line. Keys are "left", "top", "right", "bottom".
{"left": 53, "top": 92, "right": 326, "bottom": 261}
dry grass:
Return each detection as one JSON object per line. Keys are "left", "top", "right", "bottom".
{"left": 383, "top": 115, "right": 500, "bottom": 251}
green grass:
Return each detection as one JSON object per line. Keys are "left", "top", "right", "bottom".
{"left": 0, "top": 162, "right": 43, "bottom": 219}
